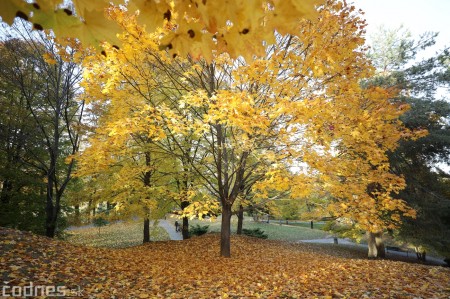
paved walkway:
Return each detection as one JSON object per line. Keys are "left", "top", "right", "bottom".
{"left": 300, "top": 237, "right": 362, "bottom": 246}
{"left": 158, "top": 219, "right": 183, "bottom": 240}
{"left": 299, "top": 238, "right": 446, "bottom": 266}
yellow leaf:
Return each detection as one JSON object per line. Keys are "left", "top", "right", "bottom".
{"left": 0, "top": 0, "right": 29, "bottom": 25}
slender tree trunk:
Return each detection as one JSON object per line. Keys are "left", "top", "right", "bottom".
{"left": 220, "top": 203, "right": 233, "bottom": 257}
{"left": 367, "top": 231, "right": 385, "bottom": 258}
{"left": 415, "top": 247, "right": 426, "bottom": 261}
{"left": 45, "top": 173, "right": 57, "bottom": 238}
{"left": 143, "top": 151, "right": 152, "bottom": 243}
{"left": 143, "top": 217, "right": 150, "bottom": 243}
{"left": 74, "top": 204, "right": 80, "bottom": 225}
{"left": 237, "top": 204, "right": 244, "bottom": 235}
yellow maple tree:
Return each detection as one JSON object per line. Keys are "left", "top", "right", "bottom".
{"left": 78, "top": 0, "right": 422, "bottom": 257}
{"left": 75, "top": 110, "right": 175, "bottom": 242}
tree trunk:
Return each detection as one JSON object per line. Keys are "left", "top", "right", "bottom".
{"left": 220, "top": 204, "right": 232, "bottom": 257}
{"left": 415, "top": 247, "right": 426, "bottom": 261}
{"left": 45, "top": 177, "right": 61, "bottom": 238}
{"left": 45, "top": 217, "right": 56, "bottom": 238}
{"left": 180, "top": 200, "right": 190, "bottom": 239}
{"left": 143, "top": 151, "right": 152, "bottom": 244}
{"left": 237, "top": 204, "right": 244, "bottom": 235}
{"left": 143, "top": 217, "right": 150, "bottom": 243}
{"left": 367, "top": 231, "right": 385, "bottom": 258}
{"left": 0, "top": 179, "right": 12, "bottom": 204}
{"left": 0, "top": 180, "right": 12, "bottom": 227}
{"left": 182, "top": 216, "right": 189, "bottom": 240}
{"left": 74, "top": 204, "right": 80, "bottom": 225}
{"left": 45, "top": 202, "right": 60, "bottom": 238}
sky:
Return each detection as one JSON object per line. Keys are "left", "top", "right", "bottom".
{"left": 353, "top": 0, "right": 450, "bottom": 51}
{"left": 354, "top": 1, "right": 450, "bottom": 172}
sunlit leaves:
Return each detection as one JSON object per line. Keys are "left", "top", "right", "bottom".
{"left": 0, "top": 0, "right": 28, "bottom": 25}
{"left": 0, "top": 0, "right": 322, "bottom": 59}
{"left": 77, "top": 1, "right": 423, "bottom": 235}
{"left": 29, "top": 8, "right": 81, "bottom": 35}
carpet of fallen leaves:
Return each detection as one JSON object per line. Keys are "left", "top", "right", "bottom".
{"left": 1, "top": 227, "right": 449, "bottom": 298}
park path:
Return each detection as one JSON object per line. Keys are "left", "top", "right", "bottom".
{"left": 299, "top": 238, "right": 446, "bottom": 266}
{"left": 158, "top": 219, "right": 183, "bottom": 240}
{"left": 300, "top": 237, "right": 363, "bottom": 246}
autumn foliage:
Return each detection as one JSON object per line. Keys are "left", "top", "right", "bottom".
{"left": 1, "top": 228, "right": 449, "bottom": 298}
{"left": 0, "top": 0, "right": 322, "bottom": 60}
{"left": 76, "top": 0, "right": 423, "bottom": 260}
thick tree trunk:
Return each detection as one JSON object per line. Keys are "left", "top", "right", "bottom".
{"left": 237, "top": 204, "right": 244, "bottom": 235}
{"left": 0, "top": 179, "right": 12, "bottom": 204}
{"left": 45, "top": 219, "right": 56, "bottom": 238}
{"left": 45, "top": 203, "right": 60, "bottom": 238}
{"left": 182, "top": 216, "right": 189, "bottom": 240}
{"left": 367, "top": 232, "right": 377, "bottom": 258}
{"left": 0, "top": 180, "right": 12, "bottom": 227}
{"left": 367, "top": 231, "right": 385, "bottom": 258}
{"left": 220, "top": 204, "right": 233, "bottom": 257}
{"left": 180, "top": 200, "right": 190, "bottom": 239}
{"left": 45, "top": 178, "right": 61, "bottom": 238}
{"left": 143, "top": 217, "right": 150, "bottom": 243}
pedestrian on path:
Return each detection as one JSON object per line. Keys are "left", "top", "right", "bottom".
{"left": 175, "top": 221, "right": 180, "bottom": 232}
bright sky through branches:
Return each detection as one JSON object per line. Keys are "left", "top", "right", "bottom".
{"left": 355, "top": 0, "right": 450, "bottom": 173}
{"left": 355, "top": 0, "right": 450, "bottom": 51}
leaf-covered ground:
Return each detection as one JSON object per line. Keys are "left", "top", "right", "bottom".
{"left": 1, "top": 227, "right": 449, "bottom": 298}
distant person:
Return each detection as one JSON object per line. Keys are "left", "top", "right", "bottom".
{"left": 175, "top": 221, "right": 180, "bottom": 232}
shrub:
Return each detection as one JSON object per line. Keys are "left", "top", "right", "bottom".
{"left": 93, "top": 217, "right": 109, "bottom": 233}
{"left": 189, "top": 224, "right": 209, "bottom": 237}
{"left": 242, "top": 228, "right": 268, "bottom": 239}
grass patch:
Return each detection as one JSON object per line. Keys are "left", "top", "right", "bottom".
{"left": 66, "top": 220, "right": 170, "bottom": 248}
{"left": 189, "top": 216, "right": 329, "bottom": 242}
{"left": 243, "top": 222, "right": 329, "bottom": 241}
{"left": 286, "top": 221, "right": 327, "bottom": 230}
